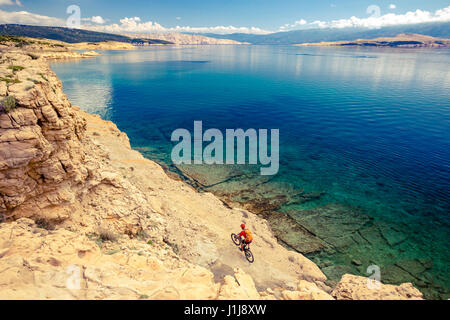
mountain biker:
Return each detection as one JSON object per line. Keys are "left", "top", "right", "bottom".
{"left": 238, "top": 224, "right": 253, "bottom": 251}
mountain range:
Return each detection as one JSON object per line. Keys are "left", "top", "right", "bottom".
{"left": 1, "top": 22, "right": 449, "bottom": 46}
{"left": 205, "top": 22, "right": 450, "bottom": 45}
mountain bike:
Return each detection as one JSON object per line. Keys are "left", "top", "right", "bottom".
{"left": 231, "top": 233, "right": 254, "bottom": 263}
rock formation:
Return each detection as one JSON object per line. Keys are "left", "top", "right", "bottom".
{"left": 295, "top": 33, "right": 450, "bottom": 48}
{"left": 332, "top": 274, "right": 423, "bottom": 300}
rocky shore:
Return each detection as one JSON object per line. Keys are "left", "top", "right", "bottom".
{"left": 0, "top": 42, "right": 425, "bottom": 300}
{"left": 294, "top": 33, "right": 450, "bottom": 48}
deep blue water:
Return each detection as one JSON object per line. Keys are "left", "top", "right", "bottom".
{"left": 51, "top": 45, "right": 450, "bottom": 298}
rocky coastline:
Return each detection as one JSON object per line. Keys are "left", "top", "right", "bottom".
{"left": 0, "top": 42, "right": 425, "bottom": 300}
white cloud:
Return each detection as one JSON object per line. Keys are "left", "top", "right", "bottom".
{"left": 0, "top": 9, "right": 64, "bottom": 26}
{"left": 85, "top": 17, "right": 271, "bottom": 34}
{"left": 91, "top": 16, "right": 105, "bottom": 24}
{"left": 390, "top": 4, "right": 396, "bottom": 10}
{"left": 278, "top": 19, "right": 307, "bottom": 31}
{"left": 0, "top": 5, "right": 449, "bottom": 36}
{"left": 293, "top": 5, "right": 450, "bottom": 30}
{"left": 0, "top": 0, "right": 22, "bottom": 6}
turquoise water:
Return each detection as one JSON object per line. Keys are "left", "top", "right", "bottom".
{"left": 52, "top": 46, "right": 450, "bottom": 298}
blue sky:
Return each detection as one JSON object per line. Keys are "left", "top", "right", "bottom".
{"left": 1, "top": 0, "right": 449, "bottom": 34}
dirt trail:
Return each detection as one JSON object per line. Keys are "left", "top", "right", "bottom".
{"left": 84, "top": 112, "right": 327, "bottom": 291}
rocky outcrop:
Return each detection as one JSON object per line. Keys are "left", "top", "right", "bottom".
{"left": 67, "top": 41, "right": 137, "bottom": 51}
{"left": 332, "top": 274, "right": 423, "bottom": 300}
{"left": 0, "top": 218, "right": 220, "bottom": 299}
{"left": 295, "top": 33, "right": 450, "bottom": 48}
{"left": 0, "top": 52, "right": 90, "bottom": 219}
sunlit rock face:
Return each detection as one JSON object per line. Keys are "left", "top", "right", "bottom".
{"left": 0, "top": 52, "right": 90, "bottom": 220}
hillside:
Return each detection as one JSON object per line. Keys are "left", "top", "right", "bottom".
{"left": 125, "top": 32, "right": 247, "bottom": 45}
{"left": 295, "top": 33, "right": 450, "bottom": 47}
{"left": 0, "top": 24, "right": 172, "bottom": 45}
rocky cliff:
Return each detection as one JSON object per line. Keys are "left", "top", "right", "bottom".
{"left": 126, "top": 33, "right": 247, "bottom": 45}
{"left": 0, "top": 44, "right": 423, "bottom": 300}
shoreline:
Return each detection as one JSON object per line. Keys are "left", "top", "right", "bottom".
{"left": 50, "top": 45, "right": 448, "bottom": 299}
{"left": 0, "top": 44, "right": 428, "bottom": 300}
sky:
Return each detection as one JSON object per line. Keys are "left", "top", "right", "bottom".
{"left": 0, "top": 0, "right": 449, "bottom": 34}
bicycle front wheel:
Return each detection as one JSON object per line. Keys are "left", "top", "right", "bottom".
{"left": 231, "top": 233, "right": 241, "bottom": 246}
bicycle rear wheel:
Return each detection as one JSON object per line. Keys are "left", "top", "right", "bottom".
{"left": 245, "top": 249, "right": 254, "bottom": 263}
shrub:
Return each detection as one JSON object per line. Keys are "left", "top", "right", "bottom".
{"left": 98, "top": 227, "right": 118, "bottom": 242}
{"left": 38, "top": 73, "right": 49, "bottom": 82}
{"left": 0, "top": 77, "right": 21, "bottom": 84}
{"left": 27, "top": 53, "right": 40, "bottom": 60}
{"left": 8, "top": 65, "right": 25, "bottom": 73}
{"left": 35, "top": 218, "right": 55, "bottom": 230}
{"left": 27, "top": 78, "right": 40, "bottom": 84}
{"left": 0, "top": 96, "right": 16, "bottom": 113}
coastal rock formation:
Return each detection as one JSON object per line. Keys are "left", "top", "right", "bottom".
{"left": 295, "top": 33, "right": 450, "bottom": 48}
{"left": 67, "top": 41, "right": 137, "bottom": 51}
{"left": 332, "top": 274, "right": 423, "bottom": 300}
{"left": 0, "top": 52, "right": 90, "bottom": 219}
{"left": 0, "top": 218, "right": 220, "bottom": 300}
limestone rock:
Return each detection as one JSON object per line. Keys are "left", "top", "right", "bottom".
{"left": 332, "top": 274, "right": 423, "bottom": 300}
{"left": 219, "top": 268, "right": 261, "bottom": 300}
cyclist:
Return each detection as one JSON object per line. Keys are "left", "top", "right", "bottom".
{"left": 238, "top": 223, "right": 253, "bottom": 251}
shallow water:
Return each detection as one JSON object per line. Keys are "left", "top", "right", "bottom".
{"left": 52, "top": 45, "right": 450, "bottom": 299}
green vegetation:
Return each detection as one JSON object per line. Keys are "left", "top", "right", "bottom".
{"left": 0, "top": 35, "right": 30, "bottom": 46}
{"left": 139, "top": 295, "right": 149, "bottom": 300}
{"left": 0, "top": 77, "right": 21, "bottom": 84}
{"left": 8, "top": 65, "right": 25, "bottom": 73}
{"left": 38, "top": 72, "right": 48, "bottom": 82}
{"left": 27, "top": 77, "right": 40, "bottom": 84}
{"left": 0, "top": 96, "right": 16, "bottom": 113}
{"left": 87, "top": 228, "right": 118, "bottom": 249}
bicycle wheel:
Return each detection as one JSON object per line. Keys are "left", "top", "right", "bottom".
{"left": 231, "top": 233, "right": 241, "bottom": 246}
{"left": 245, "top": 249, "right": 254, "bottom": 263}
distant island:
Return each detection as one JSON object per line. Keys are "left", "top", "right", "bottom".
{"left": 0, "top": 24, "right": 246, "bottom": 46}
{"left": 295, "top": 33, "right": 450, "bottom": 48}
{"left": 123, "top": 32, "right": 247, "bottom": 45}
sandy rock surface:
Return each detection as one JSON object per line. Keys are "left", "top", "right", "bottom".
{"left": 332, "top": 274, "right": 423, "bottom": 300}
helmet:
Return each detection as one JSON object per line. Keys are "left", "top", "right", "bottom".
{"left": 241, "top": 224, "right": 246, "bottom": 229}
